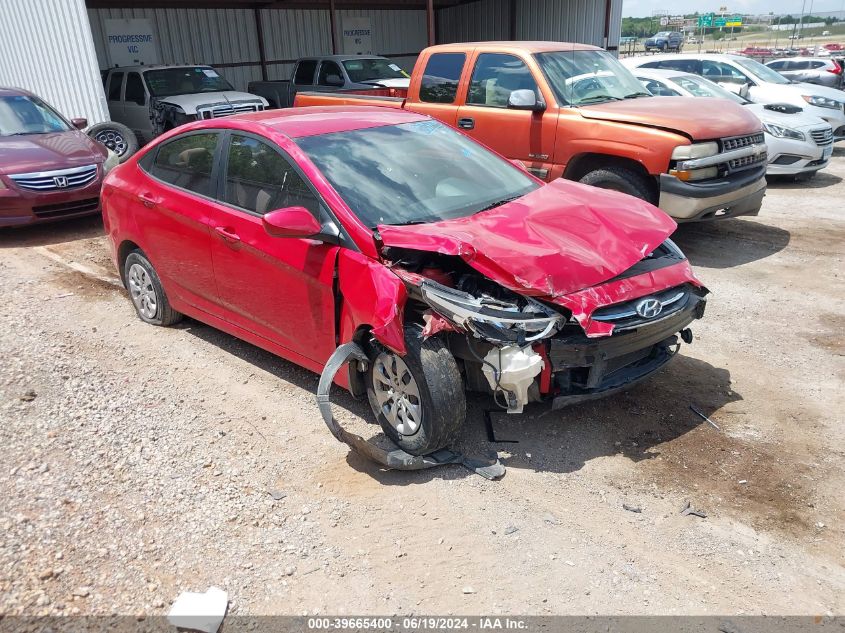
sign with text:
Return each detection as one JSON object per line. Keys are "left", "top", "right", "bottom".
{"left": 105, "top": 18, "right": 158, "bottom": 67}
{"left": 342, "top": 17, "right": 373, "bottom": 55}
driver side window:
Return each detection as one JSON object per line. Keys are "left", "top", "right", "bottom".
{"left": 701, "top": 61, "right": 749, "bottom": 84}
{"left": 223, "top": 134, "right": 319, "bottom": 217}
{"left": 466, "top": 53, "right": 540, "bottom": 107}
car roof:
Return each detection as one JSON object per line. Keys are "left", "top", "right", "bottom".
{"left": 106, "top": 64, "right": 214, "bottom": 72}
{"left": 0, "top": 86, "right": 36, "bottom": 98}
{"left": 631, "top": 67, "right": 687, "bottom": 80}
{"left": 626, "top": 52, "right": 746, "bottom": 63}
{"left": 426, "top": 41, "right": 600, "bottom": 54}
{"left": 219, "top": 106, "right": 430, "bottom": 138}
{"left": 296, "top": 55, "right": 389, "bottom": 62}
{"left": 769, "top": 56, "right": 830, "bottom": 62}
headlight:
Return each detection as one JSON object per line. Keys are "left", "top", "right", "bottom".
{"left": 671, "top": 142, "right": 719, "bottom": 160}
{"left": 762, "top": 122, "right": 805, "bottom": 141}
{"left": 419, "top": 280, "right": 565, "bottom": 344}
{"left": 802, "top": 95, "right": 843, "bottom": 110}
{"left": 103, "top": 149, "right": 120, "bottom": 174}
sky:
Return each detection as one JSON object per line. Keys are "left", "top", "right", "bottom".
{"left": 622, "top": 0, "right": 845, "bottom": 17}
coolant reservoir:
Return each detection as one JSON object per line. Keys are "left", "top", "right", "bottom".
{"left": 482, "top": 345, "right": 544, "bottom": 414}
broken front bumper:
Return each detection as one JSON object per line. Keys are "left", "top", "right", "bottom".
{"left": 658, "top": 167, "right": 766, "bottom": 222}
{"left": 548, "top": 287, "right": 707, "bottom": 408}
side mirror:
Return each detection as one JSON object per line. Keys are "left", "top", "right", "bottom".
{"left": 507, "top": 89, "right": 545, "bottom": 111}
{"left": 71, "top": 117, "right": 88, "bottom": 130}
{"left": 739, "top": 82, "right": 751, "bottom": 99}
{"left": 325, "top": 74, "right": 344, "bottom": 87}
{"left": 263, "top": 206, "right": 322, "bottom": 238}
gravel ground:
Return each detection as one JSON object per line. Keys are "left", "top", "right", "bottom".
{"left": 1, "top": 150, "right": 844, "bottom": 617}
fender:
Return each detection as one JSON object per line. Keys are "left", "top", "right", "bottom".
{"left": 337, "top": 250, "right": 408, "bottom": 355}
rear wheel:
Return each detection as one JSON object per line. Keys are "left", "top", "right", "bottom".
{"left": 124, "top": 250, "right": 182, "bottom": 326}
{"left": 366, "top": 329, "right": 465, "bottom": 455}
{"left": 579, "top": 166, "right": 655, "bottom": 203}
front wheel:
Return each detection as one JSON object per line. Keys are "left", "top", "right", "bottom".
{"left": 366, "top": 329, "right": 465, "bottom": 456}
{"left": 578, "top": 166, "right": 656, "bottom": 203}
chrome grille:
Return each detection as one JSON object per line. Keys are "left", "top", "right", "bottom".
{"left": 592, "top": 285, "right": 691, "bottom": 332}
{"left": 811, "top": 127, "right": 834, "bottom": 146}
{"left": 721, "top": 132, "right": 765, "bottom": 151}
{"left": 197, "top": 102, "right": 263, "bottom": 119}
{"left": 9, "top": 164, "right": 98, "bottom": 192}
{"left": 728, "top": 152, "right": 768, "bottom": 171}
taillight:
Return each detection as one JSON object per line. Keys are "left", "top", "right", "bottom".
{"left": 828, "top": 60, "right": 842, "bottom": 75}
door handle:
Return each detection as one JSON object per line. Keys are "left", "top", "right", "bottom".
{"left": 458, "top": 117, "right": 475, "bottom": 130}
{"left": 214, "top": 226, "right": 241, "bottom": 243}
{"left": 138, "top": 193, "right": 158, "bottom": 208}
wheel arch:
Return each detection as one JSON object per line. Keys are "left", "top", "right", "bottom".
{"left": 563, "top": 153, "right": 659, "bottom": 201}
{"left": 116, "top": 239, "right": 142, "bottom": 285}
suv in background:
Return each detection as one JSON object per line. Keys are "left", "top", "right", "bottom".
{"left": 103, "top": 65, "right": 267, "bottom": 145}
{"left": 765, "top": 57, "right": 843, "bottom": 89}
{"left": 644, "top": 32, "right": 683, "bottom": 52}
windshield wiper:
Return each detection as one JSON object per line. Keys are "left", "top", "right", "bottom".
{"left": 476, "top": 196, "right": 521, "bottom": 213}
{"left": 576, "top": 95, "right": 622, "bottom": 104}
{"left": 623, "top": 91, "right": 652, "bottom": 99}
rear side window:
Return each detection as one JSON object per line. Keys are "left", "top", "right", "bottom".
{"left": 767, "top": 60, "right": 785, "bottom": 70}
{"left": 419, "top": 53, "right": 465, "bottom": 104}
{"left": 125, "top": 72, "right": 145, "bottom": 105}
{"left": 467, "top": 53, "right": 539, "bottom": 107}
{"left": 149, "top": 133, "right": 219, "bottom": 197}
{"left": 294, "top": 60, "right": 318, "bottom": 85}
{"left": 108, "top": 72, "right": 124, "bottom": 101}
{"left": 652, "top": 59, "right": 700, "bottom": 73}
{"left": 811, "top": 61, "right": 826, "bottom": 69}
{"left": 224, "top": 134, "right": 319, "bottom": 216}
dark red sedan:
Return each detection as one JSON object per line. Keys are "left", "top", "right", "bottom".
{"left": 103, "top": 107, "right": 707, "bottom": 455}
{"left": 0, "top": 87, "right": 117, "bottom": 227}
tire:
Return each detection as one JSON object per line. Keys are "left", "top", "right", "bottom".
{"left": 87, "top": 121, "right": 139, "bottom": 163}
{"left": 123, "top": 250, "right": 182, "bottom": 326}
{"left": 366, "top": 328, "right": 465, "bottom": 456}
{"left": 578, "top": 166, "right": 655, "bottom": 203}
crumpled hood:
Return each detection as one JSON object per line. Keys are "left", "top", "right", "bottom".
{"left": 0, "top": 130, "right": 106, "bottom": 175}
{"left": 378, "top": 179, "right": 677, "bottom": 298}
{"left": 578, "top": 97, "right": 763, "bottom": 140}
{"left": 158, "top": 91, "right": 267, "bottom": 113}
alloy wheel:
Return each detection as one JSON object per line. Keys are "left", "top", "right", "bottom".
{"left": 127, "top": 263, "right": 158, "bottom": 320}
{"left": 371, "top": 351, "right": 423, "bottom": 436}
{"left": 95, "top": 129, "right": 128, "bottom": 157}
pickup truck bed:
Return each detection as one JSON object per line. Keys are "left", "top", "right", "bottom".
{"left": 296, "top": 88, "right": 406, "bottom": 109}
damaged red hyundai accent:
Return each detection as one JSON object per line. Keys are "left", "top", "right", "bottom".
{"left": 102, "top": 106, "right": 707, "bottom": 456}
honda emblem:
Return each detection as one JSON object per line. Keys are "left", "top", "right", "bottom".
{"left": 53, "top": 176, "right": 69, "bottom": 188}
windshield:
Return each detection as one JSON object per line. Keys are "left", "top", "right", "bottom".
{"left": 654, "top": 32, "right": 670, "bottom": 37}
{"left": 535, "top": 50, "right": 651, "bottom": 106}
{"left": 0, "top": 95, "right": 70, "bottom": 136}
{"left": 673, "top": 74, "right": 747, "bottom": 103}
{"left": 733, "top": 57, "right": 790, "bottom": 84}
{"left": 144, "top": 67, "right": 235, "bottom": 97}
{"left": 342, "top": 58, "right": 408, "bottom": 83}
{"left": 295, "top": 120, "right": 539, "bottom": 228}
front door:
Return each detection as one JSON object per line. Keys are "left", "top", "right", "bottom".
{"left": 208, "top": 132, "right": 339, "bottom": 364}
{"left": 456, "top": 53, "right": 557, "bottom": 178}
{"left": 122, "top": 71, "right": 152, "bottom": 143}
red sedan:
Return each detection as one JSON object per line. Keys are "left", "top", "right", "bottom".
{"left": 102, "top": 107, "right": 707, "bottom": 455}
{"left": 0, "top": 87, "right": 117, "bottom": 227}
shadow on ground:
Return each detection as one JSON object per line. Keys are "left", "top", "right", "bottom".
{"left": 766, "top": 171, "right": 843, "bottom": 190}
{"left": 671, "top": 218, "right": 790, "bottom": 269}
{"left": 181, "top": 318, "right": 738, "bottom": 483}
{"left": 0, "top": 214, "right": 103, "bottom": 248}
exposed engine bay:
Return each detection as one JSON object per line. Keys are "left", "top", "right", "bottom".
{"left": 383, "top": 242, "right": 708, "bottom": 414}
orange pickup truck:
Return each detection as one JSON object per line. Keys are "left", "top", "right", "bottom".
{"left": 294, "top": 42, "right": 768, "bottom": 222}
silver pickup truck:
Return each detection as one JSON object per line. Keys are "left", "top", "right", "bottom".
{"left": 248, "top": 55, "right": 409, "bottom": 109}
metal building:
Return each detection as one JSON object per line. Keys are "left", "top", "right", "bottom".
{"left": 0, "top": 0, "right": 623, "bottom": 126}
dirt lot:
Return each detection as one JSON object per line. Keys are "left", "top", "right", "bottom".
{"left": 1, "top": 152, "right": 844, "bottom": 618}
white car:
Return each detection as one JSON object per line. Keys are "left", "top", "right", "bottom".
{"left": 103, "top": 65, "right": 268, "bottom": 144}
{"left": 633, "top": 68, "right": 834, "bottom": 179}
{"left": 622, "top": 53, "right": 845, "bottom": 140}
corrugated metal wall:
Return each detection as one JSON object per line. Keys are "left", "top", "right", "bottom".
{"left": 0, "top": 0, "right": 109, "bottom": 125}
{"left": 87, "top": 7, "right": 428, "bottom": 88}
{"left": 438, "top": 0, "right": 622, "bottom": 51}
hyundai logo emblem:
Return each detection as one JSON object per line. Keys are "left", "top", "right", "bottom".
{"left": 53, "top": 176, "right": 69, "bottom": 188}
{"left": 635, "top": 297, "right": 662, "bottom": 319}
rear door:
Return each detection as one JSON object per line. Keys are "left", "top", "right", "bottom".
{"left": 406, "top": 51, "right": 465, "bottom": 127}
{"left": 456, "top": 52, "right": 557, "bottom": 177}
{"left": 208, "top": 132, "right": 339, "bottom": 364}
{"left": 134, "top": 130, "right": 223, "bottom": 316}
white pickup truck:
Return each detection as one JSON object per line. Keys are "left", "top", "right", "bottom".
{"left": 102, "top": 65, "right": 267, "bottom": 148}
